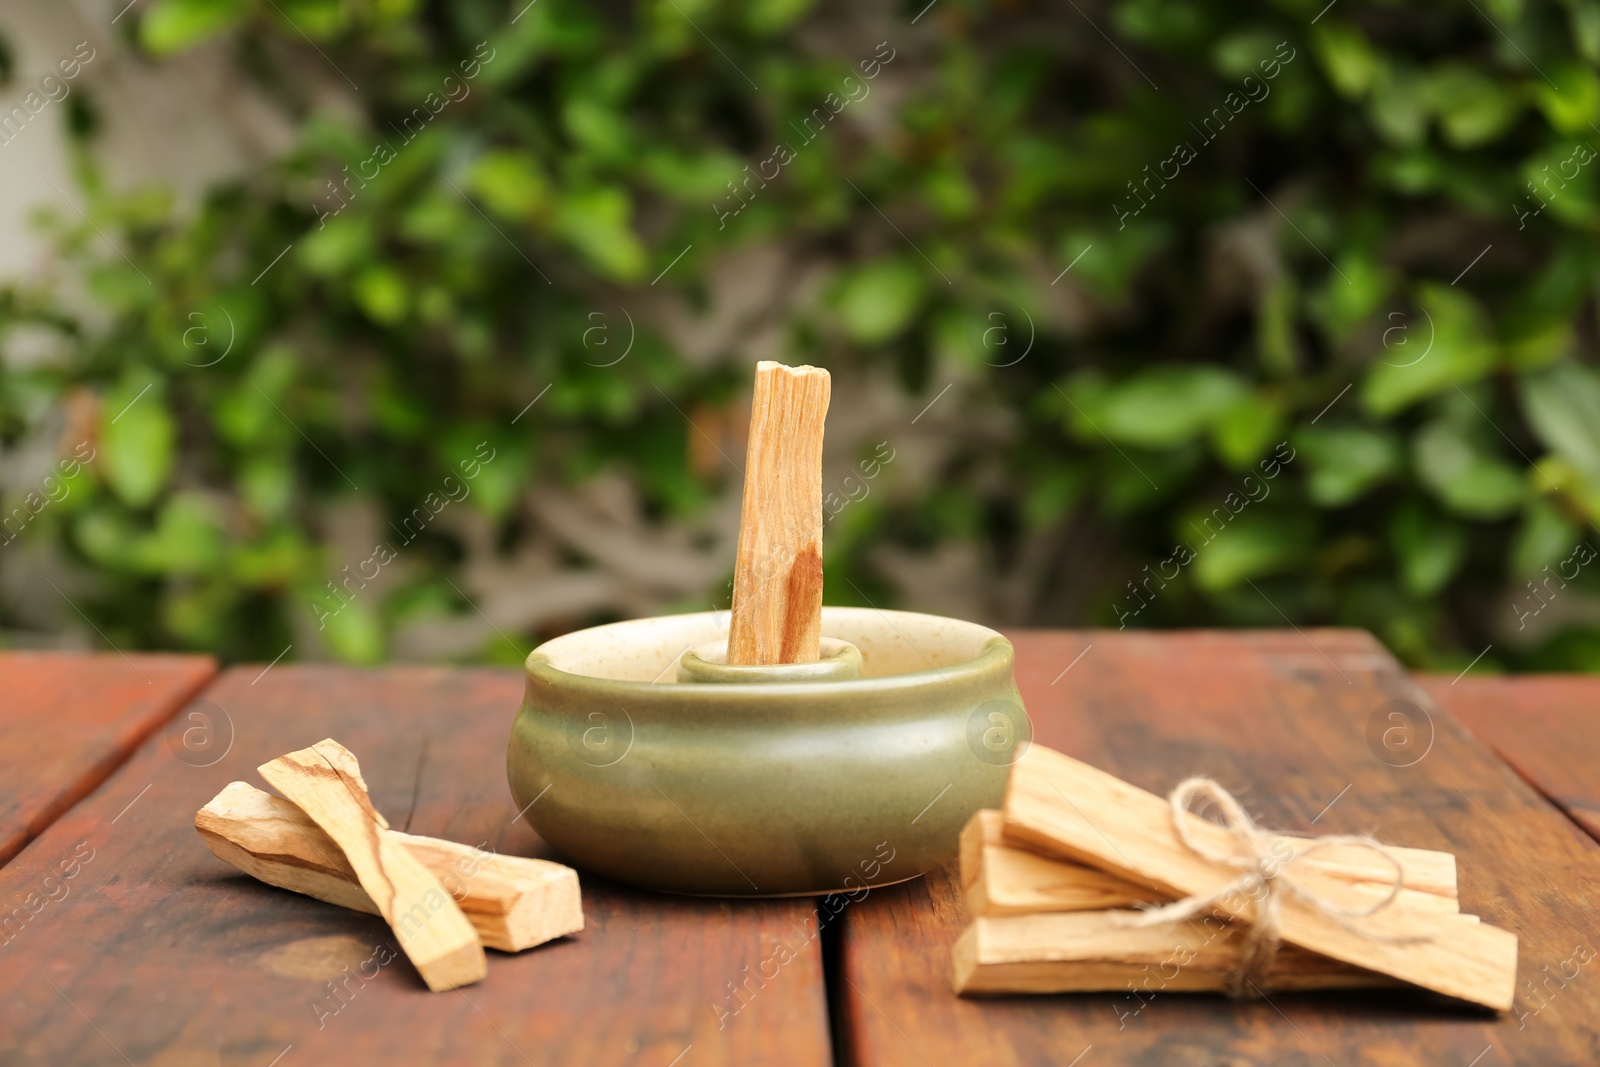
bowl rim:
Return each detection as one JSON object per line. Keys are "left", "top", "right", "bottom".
{"left": 523, "top": 606, "right": 1014, "bottom": 702}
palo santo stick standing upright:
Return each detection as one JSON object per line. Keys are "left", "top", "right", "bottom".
{"left": 727, "top": 361, "right": 831, "bottom": 665}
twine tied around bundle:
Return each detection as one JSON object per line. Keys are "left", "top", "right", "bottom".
{"left": 1112, "top": 777, "right": 1423, "bottom": 999}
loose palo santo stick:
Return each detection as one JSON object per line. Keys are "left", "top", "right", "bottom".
{"left": 195, "top": 782, "right": 583, "bottom": 952}
{"left": 1003, "top": 745, "right": 1517, "bottom": 1010}
{"left": 960, "top": 810, "right": 1458, "bottom": 918}
{"left": 727, "top": 361, "right": 831, "bottom": 665}
{"left": 258, "top": 739, "right": 487, "bottom": 991}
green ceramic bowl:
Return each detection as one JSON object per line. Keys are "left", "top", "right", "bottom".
{"left": 506, "top": 607, "right": 1029, "bottom": 896}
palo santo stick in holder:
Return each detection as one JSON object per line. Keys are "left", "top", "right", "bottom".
{"left": 258, "top": 739, "right": 487, "bottom": 991}
{"left": 953, "top": 911, "right": 1402, "bottom": 996}
{"left": 1003, "top": 745, "right": 1517, "bottom": 1010}
{"left": 960, "top": 810, "right": 1459, "bottom": 918}
{"left": 196, "top": 782, "right": 583, "bottom": 952}
{"left": 727, "top": 361, "right": 831, "bottom": 665}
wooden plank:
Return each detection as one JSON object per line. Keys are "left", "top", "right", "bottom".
{"left": 1421, "top": 674, "right": 1600, "bottom": 843}
{"left": 0, "top": 664, "right": 832, "bottom": 1065}
{"left": 0, "top": 651, "right": 215, "bottom": 866}
{"left": 838, "top": 630, "right": 1600, "bottom": 1065}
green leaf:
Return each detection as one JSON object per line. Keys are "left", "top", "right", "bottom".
{"left": 1367, "top": 65, "right": 1429, "bottom": 146}
{"left": 213, "top": 347, "right": 297, "bottom": 448}
{"left": 1211, "top": 391, "right": 1282, "bottom": 468}
{"left": 1575, "top": 1, "right": 1600, "bottom": 65}
{"left": 1519, "top": 144, "right": 1600, "bottom": 229}
{"left": 643, "top": 149, "right": 742, "bottom": 201}
{"left": 923, "top": 164, "right": 980, "bottom": 221}
{"left": 234, "top": 528, "right": 308, "bottom": 589}
{"left": 1312, "top": 251, "right": 1390, "bottom": 341}
{"left": 1426, "top": 64, "right": 1521, "bottom": 148}
{"left": 834, "top": 260, "right": 925, "bottom": 344}
{"left": 1111, "top": 0, "right": 1209, "bottom": 49}
{"left": 1510, "top": 496, "right": 1581, "bottom": 576}
{"left": 1519, "top": 359, "right": 1600, "bottom": 482}
{"left": 1388, "top": 501, "right": 1467, "bottom": 596}
{"left": 1296, "top": 425, "right": 1402, "bottom": 507}
{"left": 1210, "top": 32, "right": 1280, "bottom": 79}
{"left": 1024, "top": 465, "right": 1087, "bottom": 531}
{"left": 1062, "top": 220, "right": 1170, "bottom": 301}
{"left": 239, "top": 455, "right": 295, "bottom": 520}
{"left": 1100, "top": 447, "right": 1191, "bottom": 515}
{"left": 72, "top": 507, "right": 142, "bottom": 570}
{"left": 353, "top": 265, "right": 408, "bottom": 325}
{"left": 444, "top": 432, "right": 529, "bottom": 520}
{"left": 1313, "top": 22, "right": 1378, "bottom": 98}
{"left": 1255, "top": 276, "right": 1298, "bottom": 378}
{"left": 274, "top": 0, "right": 345, "bottom": 39}
{"left": 1361, "top": 284, "right": 1496, "bottom": 416}
{"left": 140, "top": 0, "right": 249, "bottom": 55}
{"left": 299, "top": 215, "right": 373, "bottom": 276}
{"left": 1413, "top": 420, "right": 1525, "bottom": 518}
{"left": 1535, "top": 63, "right": 1600, "bottom": 134}
{"left": 469, "top": 151, "right": 549, "bottom": 219}
{"left": 1533, "top": 456, "right": 1600, "bottom": 526}
{"left": 745, "top": 0, "right": 815, "bottom": 35}
{"left": 317, "top": 600, "right": 385, "bottom": 664}
{"left": 148, "top": 493, "right": 225, "bottom": 574}
{"left": 561, "top": 97, "right": 632, "bottom": 159}
{"left": 1504, "top": 320, "right": 1574, "bottom": 372}
{"left": 100, "top": 381, "right": 175, "bottom": 508}
{"left": 1074, "top": 366, "right": 1248, "bottom": 450}
{"left": 552, "top": 187, "right": 646, "bottom": 281}
{"left": 1189, "top": 510, "right": 1313, "bottom": 592}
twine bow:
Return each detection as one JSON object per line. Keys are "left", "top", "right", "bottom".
{"left": 1113, "top": 777, "right": 1420, "bottom": 999}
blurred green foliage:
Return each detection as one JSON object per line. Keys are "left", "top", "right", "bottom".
{"left": 3, "top": 0, "right": 1600, "bottom": 673}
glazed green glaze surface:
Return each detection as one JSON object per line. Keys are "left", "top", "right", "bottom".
{"left": 507, "top": 607, "right": 1027, "bottom": 896}
{"left": 675, "top": 636, "right": 863, "bottom": 684}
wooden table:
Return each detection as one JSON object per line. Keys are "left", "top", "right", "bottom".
{"left": 1, "top": 633, "right": 1596, "bottom": 1065}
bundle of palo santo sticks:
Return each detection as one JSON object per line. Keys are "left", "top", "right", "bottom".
{"left": 953, "top": 744, "right": 1519, "bottom": 1011}
{"left": 195, "top": 738, "right": 583, "bottom": 991}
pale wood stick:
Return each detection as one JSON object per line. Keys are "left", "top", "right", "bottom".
{"left": 961, "top": 809, "right": 1166, "bottom": 914}
{"left": 953, "top": 911, "right": 1402, "bottom": 995}
{"left": 959, "top": 810, "right": 1458, "bottom": 918}
{"left": 258, "top": 740, "right": 487, "bottom": 991}
{"left": 195, "top": 782, "right": 583, "bottom": 952}
{"left": 727, "top": 361, "right": 831, "bottom": 665}
{"left": 1002, "top": 745, "right": 1517, "bottom": 1010}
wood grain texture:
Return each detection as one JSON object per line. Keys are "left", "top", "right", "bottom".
{"left": 727, "top": 361, "right": 830, "bottom": 665}
{"left": 1421, "top": 674, "right": 1600, "bottom": 843}
{"left": 839, "top": 630, "right": 1600, "bottom": 1065}
{"left": 0, "top": 651, "right": 215, "bottom": 866}
{"left": 196, "top": 781, "right": 583, "bottom": 952}
{"left": 0, "top": 664, "right": 831, "bottom": 1066}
